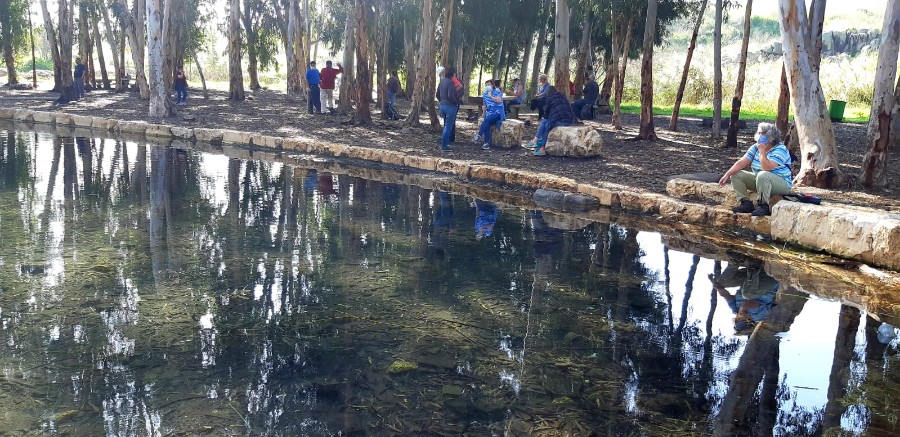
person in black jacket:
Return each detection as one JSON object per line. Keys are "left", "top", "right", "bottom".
{"left": 572, "top": 75, "right": 599, "bottom": 120}
{"left": 524, "top": 86, "right": 575, "bottom": 156}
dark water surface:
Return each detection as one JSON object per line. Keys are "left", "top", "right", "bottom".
{"left": 1, "top": 126, "right": 899, "bottom": 436}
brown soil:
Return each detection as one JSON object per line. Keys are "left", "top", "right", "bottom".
{"left": 3, "top": 87, "right": 899, "bottom": 210}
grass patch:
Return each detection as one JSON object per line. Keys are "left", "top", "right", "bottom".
{"left": 618, "top": 102, "right": 869, "bottom": 124}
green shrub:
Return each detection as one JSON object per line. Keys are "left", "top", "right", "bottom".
{"left": 16, "top": 58, "right": 54, "bottom": 72}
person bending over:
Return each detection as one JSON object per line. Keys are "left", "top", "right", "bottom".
{"left": 718, "top": 122, "right": 792, "bottom": 216}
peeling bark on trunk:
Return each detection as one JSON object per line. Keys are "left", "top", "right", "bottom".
{"left": 405, "top": 0, "right": 434, "bottom": 127}
{"left": 726, "top": 0, "right": 753, "bottom": 148}
{"left": 39, "top": 0, "right": 63, "bottom": 91}
{"left": 808, "top": 0, "right": 826, "bottom": 73}
{"left": 379, "top": 5, "right": 392, "bottom": 117}
{"left": 573, "top": 14, "right": 591, "bottom": 93}
{"left": 637, "top": 0, "right": 658, "bottom": 141}
{"left": 553, "top": 0, "right": 570, "bottom": 98}
{"left": 712, "top": 0, "right": 723, "bottom": 139}
{"left": 776, "top": 64, "right": 791, "bottom": 138}
{"left": 403, "top": 21, "right": 416, "bottom": 98}
{"left": 860, "top": 0, "right": 899, "bottom": 189}
{"left": 779, "top": 0, "right": 843, "bottom": 188}
{"left": 353, "top": 0, "right": 372, "bottom": 125}
{"left": 1, "top": 0, "right": 17, "bottom": 86}
{"left": 100, "top": 1, "right": 122, "bottom": 91}
{"left": 119, "top": 0, "right": 149, "bottom": 99}
{"left": 285, "top": 0, "right": 305, "bottom": 98}
{"left": 338, "top": 7, "right": 355, "bottom": 114}
{"left": 228, "top": 0, "right": 245, "bottom": 101}
{"left": 57, "top": 0, "right": 77, "bottom": 103}
{"left": 611, "top": 17, "right": 633, "bottom": 130}
{"left": 670, "top": 0, "right": 707, "bottom": 131}
{"left": 147, "top": 0, "right": 172, "bottom": 117}
{"left": 440, "top": 0, "right": 454, "bottom": 67}
{"left": 242, "top": 2, "right": 261, "bottom": 90}
{"left": 92, "top": 9, "right": 109, "bottom": 89}
{"left": 598, "top": 16, "right": 621, "bottom": 111}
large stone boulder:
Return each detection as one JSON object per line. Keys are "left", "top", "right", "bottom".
{"left": 477, "top": 117, "right": 523, "bottom": 149}
{"left": 545, "top": 125, "right": 603, "bottom": 158}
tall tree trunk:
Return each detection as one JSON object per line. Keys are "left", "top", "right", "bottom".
{"left": 79, "top": 2, "right": 94, "bottom": 89}
{"left": 776, "top": 64, "right": 790, "bottom": 136}
{"left": 119, "top": 0, "right": 149, "bottom": 99}
{"left": 57, "top": 0, "right": 77, "bottom": 102}
{"left": 379, "top": 4, "right": 392, "bottom": 117}
{"left": 403, "top": 20, "right": 416, "bottom": 97}
{"left": 808, "top": 0, "right": 826, "bottom": 73}
{"left": 860, "top": 0, "right": 899, "bottom": 189}
{"left": 147, "top": 0, "right": 172, "bottom": 116}
{"left": 494, "top": 38, "right": 505, "bottom": 80}
{"left": 100, "top": 0, "right": 122, "bottom": 92}
{"left": 553, "top": 0, "right": 570, "bottom": 98}
{"left": 1, "top": 0, "right": 17, "bottom": 86}
{"left": 530, "top": 13, "right": 548, "bottom": 95}
{"left": 573, "top": 14, "right": 591, "bottom": 93}
{"left": 726, "top": 0, "right": 753, "bottom": 148}
{"left": 193, "top": 51, "right": 209, "bottom": 99}
{"left": 669, "top": 0, "right": 707, "bottom": 131}
{"left": 285, "top": 0, "right": 305, "bottom": 98}
{"left": 637, "top": 0, "right": 658, "bottom": 140}
{"left": 353, "top": 0, "right": 372, "bottom": 125}
{"left": 228, "top": 0, "right": 245, "bottom": 101}
{"left": 611, "top": 17, "right": 634, "bottom": 130}
{"left": 28, "top": 2, "right": 37, "bottom": 88}
{"left": 242, "top": 3, "right": 261, "bottom": 90}
{"left": 779, "top": 0, "right": 843, "bottom": 188}
{"left": 39, "top": 0, "right": 63, "bottom": 92}
{"left": 440, "top": 0, "right": 454, "bottom": 67}
{"left": 519, "top": 31, "right": 533, "bottom": 89}
{"left": 405, "top": 0, "right": 434, "bottom": 127}
{"left": 338, "top": 7, "right": 355, "bottom": 114}
{"left": 92, "top": 8, "right": 110, "bottom": 89}
{"left": 598, "top": 16, "right": 621, "bottom": 111}
{"left": 712, "top": 0, "right": 723, "bottom": 139}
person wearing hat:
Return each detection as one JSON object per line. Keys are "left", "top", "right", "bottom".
{"left": 73, "top": 57, "right": 87, "bottom": 99}
{"left": 305, "top": 61, "right": 322, "bottom": 114}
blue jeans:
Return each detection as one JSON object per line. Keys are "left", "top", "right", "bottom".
{"left": 175, "top": 85, "right": 187, "bottom": 103}
{"left": 74, "top": 79, "right": 85, "bottom": 98}
{"left": 439, "top": 103, "right": 458, "bottom": 149}
{"left": 572, "top": 98, "right": 591, "bottom": 119}
{"left": 308, "top": 85, "right": 321, "bottom": 112}
{"left": 478, "top": 112, "right": 503, "bottom": 144}
{"left": 387, "top": 90, "right": 397, "bottom": 108}
{"left": 536, "top": 120, "right": 570, "bottom": 146}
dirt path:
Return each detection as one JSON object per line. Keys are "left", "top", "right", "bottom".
{"left": 3, "top": 87, "right": 898, "bottom": 209}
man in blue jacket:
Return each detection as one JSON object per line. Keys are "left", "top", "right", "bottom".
{"left": 306, "top": 61, "right": 322, "bottom": 114}
{"left": 73, "top": 58, "right": 87, "bottom": 99}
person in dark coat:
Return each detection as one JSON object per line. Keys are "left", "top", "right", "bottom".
{"left": 524, "top": 86, "right": 575, "bottom": 156}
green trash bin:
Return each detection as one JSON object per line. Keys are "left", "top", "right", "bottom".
{"left": 828, "top": 100, "right": 847, "bottom": 122}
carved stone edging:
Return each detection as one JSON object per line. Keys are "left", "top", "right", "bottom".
{"left": 4, "top": 108, "right": 896, "bottom": 271}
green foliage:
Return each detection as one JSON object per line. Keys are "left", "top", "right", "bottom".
{"left": 0, "top": 0, "right": 30, "bottom": 59}
{"left": 749, "top": 16, "right": 779, "bottom": 39}
{"left": 17, "top": 58, "right": 54, "bottom": 72}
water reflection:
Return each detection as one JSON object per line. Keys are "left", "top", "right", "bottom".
{"left": 0, "top": 125, "right": 899, "bottom": 435}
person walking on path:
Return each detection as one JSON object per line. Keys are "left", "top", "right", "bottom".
{"left": 525, "top": 86, "right": 575, "bottom": 156}
{"left": 437, "top": 67, "right": 462, "bottom": 151}
{"left": 718, "top": 122, "right": 793, "bottom": 217}
{"left": 319, "top": 61, "right": 343, "bottom": 113}
{"left": 306, "top": 61, "right": 322, "bottom": 114}
{"left": 73, "top": 58, "right": 87, "bottom": 99}
{"left": 173, "top": 67, "right": 188, "bottom": 105}
{"left": 474, "top": 79, "right": 505, "bottom": 151}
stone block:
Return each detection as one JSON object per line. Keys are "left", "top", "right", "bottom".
{"left": 477, "top": 117, "right": 524, "bottom": 149}
{"left": 91, "top": 117, "right": 117, "bottom": 131}
{"left": 32, "top": 112, "right": 55, "bottom": 124}
{"left": 53, "top": 113, "right": 74, "bottom": 126}
{"left": 170, "top": 126, "right": 194, "bottom": 140}
{"left": 71, "top": 115, "right": 93, "bottom": 127}
{"left": 194, "top": 128, "right": 224, "bottom": 144}
{"left": 619, "top": 191, "right": 664, "bottom": 214}
{"left": 539, "top": 176, "right": 579, "bottom": 193}
{"left": 145, "top": 124, "right": 172, "bottom": 138}
{"left": 770, "top": 202, "right": 900, "bottom": 271}
{"left": 435, "top": 158, "right": 471, "bottom": 178}
{"left": 221, "top": 129, "right": 251, "bottom": 145}
{"left": 469, "top": 164, "right": 506, "bottom": 184}
{"left": 117, "top": 121, "right": 148, "bottom": 135}
{"left": 545, "top": 125, "right": 603, "bottom": 158}
{"left": 0, "top": 108, "right": 16, "bottom": 119}
{"left": 404, "top": 155, "right": 437, "bottom": 172}
{"left": 576, "top": 184, "right": 619, "bottom": 207}
{"left": 13, "top": 110, "right": 34, "bottom": 122}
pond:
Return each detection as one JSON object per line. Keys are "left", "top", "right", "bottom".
{"left": 1, "top": 124, "right": 899, "bottom": 436}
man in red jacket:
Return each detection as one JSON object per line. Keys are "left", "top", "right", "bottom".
{"left": 319, "top": 61, "right": 343, "bottom": 113}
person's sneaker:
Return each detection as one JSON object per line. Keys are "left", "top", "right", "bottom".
{"left": 472, "top": 134, "right": 483, "bottom": 144}
{"left": 522, "top": 141, "right": 537, "bottom": 149}
{"left": 533, "top": 147, "right": 546, "bottom": 156}
{"left": 440, "top": 146, "right": 451, "bottom": 152}
{"left": 481, "top": 143, "right": 491, "bottom": 150}
{"left": 751, "top": 202, "right": 771, "bottom": 217}
{"left": 731, "top": 199, "right": 755, "bottom": 214}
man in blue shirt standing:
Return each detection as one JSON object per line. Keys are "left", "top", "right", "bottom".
{"left": 305, "top": 61, "right": 322, "bottom": 114}
{"left": 73, "top": 57, "right": 87, "bottom": 99}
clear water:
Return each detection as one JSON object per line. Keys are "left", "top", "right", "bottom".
{"left": 1, "top": 125, "right": 899, "bottom": 436}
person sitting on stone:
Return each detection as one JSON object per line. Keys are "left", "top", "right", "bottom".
{"left": 473, "top": 79, "right": 505, "bottom": 151}
{"left": 718, "top": 122, "right": 793, "bottom": 216}
{"left": 530, "top": 74, "right": 550, "bottom": 119}
{"left": 523, "top": 86, "right": 575, "bottom": 156}
{"left": 505, "top": 78, "right": 525, "bottom": 114}
{"left": 572, "top": 75, "right": 599, "bottom": 120}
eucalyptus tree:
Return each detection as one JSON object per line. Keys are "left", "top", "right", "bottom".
{"left": 636, "top": 0, "right": 659, "bottom": 140}
{"left": 115, "top": 0, "right": 150, "bottom": 98}
{"left": 712, "top": 0, "right": 722, "bottom": 139}
{"left": 352, "top": 0, "right": 372, "bottom": 124}
{"left": 860, "top": 0, "right": 899, "bottom": 189}
{"left": 0, "top": 0, "right": 28, "bottom": 85}
{"left": 243, "top": 0, "right": 281, "bottom": 90}
{"left": 229, "top": 0, "right": 246, "bottom": 101}
{"left": 38, "top": 0, "right": 62, "bottom": 91}
{"left": 405, "top": 0, "right": 435, "bottom": 127}
{"left": 147, "top": 0, "right": 172, "bottom": 116}
{"left": 669, "top": 0, "right": 707, "bottom": 131}
{"left": 725, "top": 0, "right": 752, "bottom": 148}
{"left": 55, "top": 0, "right": 77, "bottom": 102}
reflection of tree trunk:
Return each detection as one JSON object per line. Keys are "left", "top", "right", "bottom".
{"left": 715, "top": 288, "right": 808, "bottom": 434}
{"left": 62, "top": 138, "right": 78, "bottom": 201}
{"left": 132, "top": 145, "right": 147, "bottom": 203}
{"left": 676, "top": 255, "right": 700, "bottom": 334}
{"left": 3, "top": 131, "right": 15, "bottom": 188}
{"left": 149, "top": 147, "right": 168, "bottom": 283}
{"left": 78, "top": 137, "right": 93, "bottom": 192}
{"left": 822, "top": 305, "right": 861, "bottom": 430}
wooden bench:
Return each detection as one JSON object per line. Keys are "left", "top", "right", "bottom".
{"left": 460, "top": 104, "right": 481, "bottom": 120}
{"left": 508, "top": 104, "right": 523, "bottom": 119}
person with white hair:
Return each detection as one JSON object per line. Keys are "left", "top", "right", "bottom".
{"left": 718, "top": 122, "right": 793, "bottom": 216}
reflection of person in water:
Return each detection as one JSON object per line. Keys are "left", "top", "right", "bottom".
{"left": 711, "top": 259, "right": 779, "bottom": 334}
{"left": 428, "top": 191, "right": 454, "bottom": 259}
{"left": 303, "top": 169, "right": 318, "bottom": 193}
{"left": 475, "top": 200, "right": 498, "bottom": 241}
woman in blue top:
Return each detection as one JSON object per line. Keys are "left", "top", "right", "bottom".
{"left": 473, "top": 79, "right": 505, "bottom": 150}
{"left": 718, "top": 122, "right": 793, "bottom": 216}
